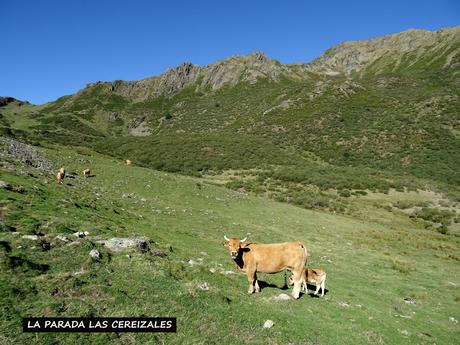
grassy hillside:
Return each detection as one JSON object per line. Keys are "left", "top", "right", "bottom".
{"left": 1, "top": 142, "right": 459, "bottom": 344}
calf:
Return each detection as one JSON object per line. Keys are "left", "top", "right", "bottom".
{"left": 126, "top": 159, "right": 132, "bottom": 165}
{"left": 82, "top": 169, "right": 90, "bottom": 177}
{"left": 223, "top": 235, "right": 308, "bottom": 299}
{"left": 289, "top": 268, "right": 327, "bottom": 297}
{"left": 56, "top": 167, "right": 65, "bottom": 184}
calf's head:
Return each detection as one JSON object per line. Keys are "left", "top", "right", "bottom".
{"left": 223, "top": 235, "right": 247, "bottom": 259}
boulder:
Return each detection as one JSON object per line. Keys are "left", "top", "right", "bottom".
{"left": 97, "top": 238, "right": 149, "bottom": 252}
{"left": 89, "top": 249, "right": 101, "bottom": 260}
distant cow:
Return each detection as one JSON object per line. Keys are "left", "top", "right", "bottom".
{"left": 223, "top": 235, "right": 308, "bottom": 299}
{"left": 289, "top": 268, "right": 327, "bottom": 297}
{"left": 56, "top": 167, "right": 65, "bottom": 184}
{"left": 82, "top": 169, "right": 90, "bottom": 177}
{"left": 126, "top": 160, "right": 132, "bottom": 165}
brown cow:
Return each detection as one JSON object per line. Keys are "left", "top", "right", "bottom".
{"left": 56, "top": 167, "right": 65, "bottom": 184}
{"left": 289, "top": 268, "right": 327, "bottom": 297}
{"left": 223, "top": 235, "right": 308, "bottom": 299}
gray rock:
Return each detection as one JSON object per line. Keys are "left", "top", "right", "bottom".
{"left": 22, "top": 235, "right": 38, "bottom": 240}
{"left": 221, "top": 270, "right": 235, "bottom": 275}
{"left": 263, "top": 320, "right": 274, "bottom": 329}
{"left": 97, "top": 237, "right": 149, "bottom": 252}
{"left": 272, "top": 293, "right": 294, "bottom": 301}
{"left": 0, "top": 180, "right": 13, "bottom": 190}
{"left": 74, "top": 231, "right": 89, "bottom": 238}
{"left": 0, "top": 137, "right": 53, "bottom": 171}
{"left": 187, "top": 258, "right": 203, "bottom": 266}
{"left": 56, "top": 235, "right": 70, "bottom": 242}
{"left": 197, "top": 282, "right": 210, "bottom": 291}
{"left": 400, "top": 330, "right": 410, "bottom": 336}
{"left": 89, "top": 249, "right": 101, "bottom": 260}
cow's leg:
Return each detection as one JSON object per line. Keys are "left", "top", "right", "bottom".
{"left": 254, "top": 273, "right": 260, "bottom": 293}
{"left": 290, "top": 269, "right": 303, "bottom": 299}
{"left": 246, "top": 266, "right": 256, "bottom": 294}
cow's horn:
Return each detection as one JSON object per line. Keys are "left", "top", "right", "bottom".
{"left": 224, "top": 235, "right": 230, "bottom": 241}
{"left": 240, "top": 237, "right": 247, "bottom": 242}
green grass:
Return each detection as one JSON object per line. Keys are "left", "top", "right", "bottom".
{"left": 1, "top": 144, "right": 459, "bottom": 344}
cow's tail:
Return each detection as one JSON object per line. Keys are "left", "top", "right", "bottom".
{"left": 299, "top": 241, "right": 308, "bottom": 260}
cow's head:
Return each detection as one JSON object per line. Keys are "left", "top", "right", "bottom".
{"left": 223, "top": 235, "right": 247, "bottom": 259}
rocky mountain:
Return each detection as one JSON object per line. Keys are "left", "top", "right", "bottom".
{"left": 306, "top": 26, "right": 460, "bottom": 75}
{"left": 67, "top": 26, "right": 460, "bottom": 103}
{"left": 73, "top": 51, "right": 309, "bottom": 102}
{"left": 2, "top": 26, "right": 460, "bottom": 196}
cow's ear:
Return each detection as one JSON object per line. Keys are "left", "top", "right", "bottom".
{"left": 223, "top": 241, "right": 228, "bottom": 247}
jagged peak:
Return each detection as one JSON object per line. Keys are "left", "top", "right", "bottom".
{"left": 248, "top": 51, "right": 269, "bottom": 62}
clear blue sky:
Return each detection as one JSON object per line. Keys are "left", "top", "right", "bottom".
{"left": 1, "top": 0, "right": 459, "bottom": 104}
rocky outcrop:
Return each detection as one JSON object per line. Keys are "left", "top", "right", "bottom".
{"left": 74, "top": 51, "right": 310, "bottom": 101}
{"left": 0, "top": 137, "right": 53, "bottom": 171}
{"left": 63, "top": 26, "right": 460, "bottom": 103}
{"left": 306, "top": 26, "right": 460, "bottom": 75}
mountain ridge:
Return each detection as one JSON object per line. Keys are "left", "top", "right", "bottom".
{"left": 68, "top": 26, "right": 459, "bottom": 102}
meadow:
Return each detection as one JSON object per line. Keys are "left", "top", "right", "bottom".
{"left": 1, "top": 143, "right": 459, "bottom": 344}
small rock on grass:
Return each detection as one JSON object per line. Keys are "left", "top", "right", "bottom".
{"left": 22, "top": 235, "right": 38, "bottom": 240}
{"left": 400, "top": 330, "right": 409, "bottom": 337}
{"left": 89, "top": 249, "right": 101, "bottom": 260}
{"left": 272, "top": 293, "right": 294, "bottom": 301}
{"left": 263, "top": 320, "right": 274, "bottom": 329}
{"left": 74, "top": 231, "right": 89, "bottom": 238}
{"left": 97, "top": 238, "right": 148, "bottom": 252}
{"left": 56, "top": 235, "right": 70, "bottom": 242}
{"left": 197, "top": 282, "right": 210, "bottom": 291}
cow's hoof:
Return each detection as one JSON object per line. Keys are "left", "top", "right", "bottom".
{"left": 292, "top": 294, "right": 300, "bottom": 299}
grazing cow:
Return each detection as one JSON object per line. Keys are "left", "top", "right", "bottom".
{"left": 289, "top": 268, "right": 327, "bottom": 297}
{"left": 82, "top": 169, "right": 90, "bottom": 177}
{"left": 56, "top": 167, "right": 65, "bottom": 184}
{"left": 223, "top": 235, "right": 308, "bottom": 299}
{"left": 126, "top": 160, "right": 132, "bottom": 165}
